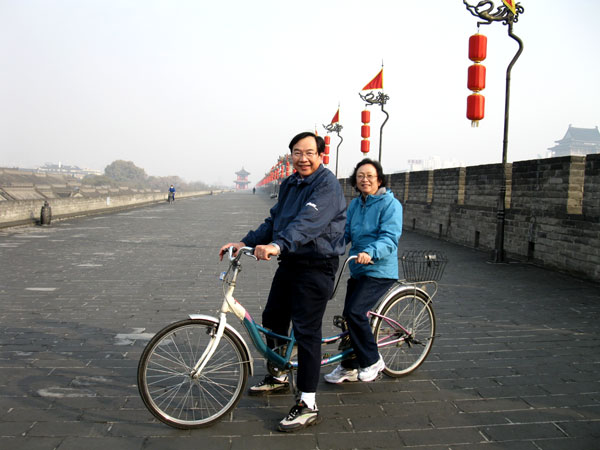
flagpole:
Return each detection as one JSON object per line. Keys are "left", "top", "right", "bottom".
{"left": 359, "top": 90, "right": 389, "bottom": 164}
{"left": 379, "top": 102, "right": 389, "bottom": 163}
{"left": 463, "top": 0, "right": 524, "bottom": 264}
{"left": 359, "top": 66, "right": 389, "bottom": 164}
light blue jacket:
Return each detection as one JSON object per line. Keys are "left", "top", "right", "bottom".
{"left": 346, "top": 188, "right": 403, "bottom": 279}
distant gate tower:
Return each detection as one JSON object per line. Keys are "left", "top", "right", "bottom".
{"left": 234, "top": 167, "right": 250, "bottom": 190}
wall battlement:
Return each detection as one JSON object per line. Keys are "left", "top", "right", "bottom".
{"left": 341, "top": 154, "right": 600, "bottom": 282}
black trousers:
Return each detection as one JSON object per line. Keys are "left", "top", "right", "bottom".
{"left": 262, "top": 256, "right": 339, "bottom": 393}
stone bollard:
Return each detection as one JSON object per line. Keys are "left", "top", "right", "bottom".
{"left": 40, "top": 201, "right": 52, "bottom": 226}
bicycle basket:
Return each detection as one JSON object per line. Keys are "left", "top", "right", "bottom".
{"left": 400, "top": 250, "right": 448, "bottom": 282}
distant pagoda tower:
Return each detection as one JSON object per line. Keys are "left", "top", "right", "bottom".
{"left": 234, "top": 167, "right": 251, "bottom": 190}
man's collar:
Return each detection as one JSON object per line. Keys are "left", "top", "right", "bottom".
{"left": 292, "top": 164, "right": 324, "bottom": 184}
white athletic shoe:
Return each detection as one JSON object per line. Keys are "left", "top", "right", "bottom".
{"left": 358, "top": 355, "right": 385, "bottom": 382}
{"left": 324, "top": 365, "right": 359, "bottom": 384}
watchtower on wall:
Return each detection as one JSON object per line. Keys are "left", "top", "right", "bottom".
{"left": 548, "top": 125, "right": 600, "bottom": 157}
{"left": 234, "top": 167, "right": 250, "bottom": 190}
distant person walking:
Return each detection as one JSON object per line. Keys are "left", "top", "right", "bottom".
{"left": 253, "top": 187, "right": 256, "bottom": 195}
{"left": 168, "top": 184, "right": 176, "bottom": 203}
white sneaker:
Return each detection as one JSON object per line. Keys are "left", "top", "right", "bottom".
{"left": 358, "top": 355, "right": 385, "bottom": 382}
{"left": 324, "top": 365, "right": 359, "bottom": 384}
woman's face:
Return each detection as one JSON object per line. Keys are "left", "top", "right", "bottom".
{"left": 356, "top": 163, "right": 381, "bottom": 196}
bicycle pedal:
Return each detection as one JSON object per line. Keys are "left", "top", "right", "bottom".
{"left": 338, "top": 335, "right": 351, "bottom": 351}
{"left": 333, "top": 315, "right": 348, "bottom": 330}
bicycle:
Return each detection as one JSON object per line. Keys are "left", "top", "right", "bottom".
{"left": 137, "top": 247, "right": 447, "bottom": 429}
{"left": 167, "top": 191, "right": 174, "bottom": 204}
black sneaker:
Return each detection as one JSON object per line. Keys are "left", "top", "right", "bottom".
{"left": 248, "top": 374, "right": 289, "bottom": 395}
{"left": 278, "top": 400, "right": 321, "bottom": 432}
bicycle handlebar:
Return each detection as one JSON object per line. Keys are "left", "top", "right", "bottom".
{"left": 226, "top": 246, "right": 256, "bottom": 263}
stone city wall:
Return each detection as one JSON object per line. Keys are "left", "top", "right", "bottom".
{"left": 340, "top": 154, "right": 600, "bottom": 282}
{"left": 0, "top": 191, "right": 213, "bottom": 228}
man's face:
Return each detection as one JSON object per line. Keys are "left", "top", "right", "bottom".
{"left": 291, "top": 136, "right": 322, "bottom": 178}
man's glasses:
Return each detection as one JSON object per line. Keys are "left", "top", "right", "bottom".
{"left": 292, "top": 151, "right": 318, "bottom": 159}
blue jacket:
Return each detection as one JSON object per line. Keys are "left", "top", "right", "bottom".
{"left": 346, "top": 188, "right": 403, "bottom": 279}
{"left": 242, "top": 164, "right": 346, "bottom": 259}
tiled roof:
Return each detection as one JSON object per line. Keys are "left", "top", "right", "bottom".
{"left": 561, "top": 125, "right": 600, "bottom": 142}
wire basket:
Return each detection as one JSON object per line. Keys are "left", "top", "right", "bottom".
{"left": 400, "top": 250, "right": 448, "bottom": 282}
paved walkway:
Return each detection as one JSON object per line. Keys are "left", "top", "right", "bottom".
{"left": 0, "top": 192, "right": 599, "bottom": 449}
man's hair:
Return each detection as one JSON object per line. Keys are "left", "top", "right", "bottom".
{"left": 349, "top": 158, "right": 387, "bottom": 190}
{"left": 288, "top": 131, "right": 325, "bottom": 155}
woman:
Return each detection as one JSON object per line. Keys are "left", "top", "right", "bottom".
{"left": 325, "top": 158, "right": 403, "bottom": 383}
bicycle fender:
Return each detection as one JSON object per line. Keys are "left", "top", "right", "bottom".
{"left": 188, "top": 314, "right": 254, "bottom": 376}
{"left": 372, "top": 283, "right": 430, "bottom": 317}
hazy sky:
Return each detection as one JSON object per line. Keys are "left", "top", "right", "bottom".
{"left": 1, "top": 0, "right": 599, "bottom": 186}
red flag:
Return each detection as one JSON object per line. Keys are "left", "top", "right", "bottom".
{"left": 362, "top": 69, "right": 383, "bottom": 91}
{"left": 502, "top": 0, "right": 516, "bottom": 15}
{"left": 331, "top": 108, "right": 339, "bottom": 124}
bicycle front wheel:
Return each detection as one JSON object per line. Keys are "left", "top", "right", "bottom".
{"left": 374, "top": 292, "right": 435, "bottom": 377}
{"left": 137, "top": 318, "right": 249, "bottom": 429}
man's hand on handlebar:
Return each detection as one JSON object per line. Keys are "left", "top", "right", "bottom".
{"left": 254, "top": 244, "right": 279, "bottom": 261}
{"left": 219, "top": 242, "right": 245, "bottom": 261}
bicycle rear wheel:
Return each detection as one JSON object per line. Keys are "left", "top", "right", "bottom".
{"left": 137, "top": 318, "right": 249, "bottom": 429}
{"left": 374, "top": 291, "right": 435, "bottom": 377}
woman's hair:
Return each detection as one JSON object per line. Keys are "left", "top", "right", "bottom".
{"left": 349, "top": 158, "right": 387, "bottom": 191}
{"left": 288, "top": 131, "right": 326, "bottom": 154}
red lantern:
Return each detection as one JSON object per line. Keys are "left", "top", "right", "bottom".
{"left": 361, "top": 139, "right": 370, "bottom": 154}
{"left": 469, "top": 33, "right": 487, "bottom": 63}
{"left": 467, "top": 93, "right": 485, "bottom": 127}
{"left": 467, "top": 64, "right": 486, "bottom": 92}
{"left": 361, "top": 125, "right": 370, "bottom": 139}
{"left": 324, "top": 145, "right": 330, "bottom": 155}
{"left": 323, "top": 155, "right": 330, "bottom": 165}
{"left": 466, "top": 32, "right": 487, "bottom": 127}
{"left": 324, "top": 135, "right": 331, "bottom": 145}
{"left": 361, "top": 109, "right": 370, "bottom": 124}
{"left": 361, "top": 109, "right": 370, "bottom": 154}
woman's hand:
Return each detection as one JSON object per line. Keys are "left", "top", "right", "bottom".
{"left": 356, "top": 252, "right": 372, "bottom": 265}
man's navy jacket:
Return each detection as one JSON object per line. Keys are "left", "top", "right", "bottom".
{"left": 242, "top": 164, "right": 346, "bottom": 259}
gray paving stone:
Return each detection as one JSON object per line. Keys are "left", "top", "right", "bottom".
{"left": 555, "top": 419, "right": 600, "bottom": 438}
{"left": 316, "top": 430, "right": 401, "bottom": 450}
{"left": 56, "top": 436, "right": 144, "bottom": 450}
{"left": 535, "top": 437, "right": 600, "bottom": 450}
{"left": 481, "top": 423, "right": 567, "bottom": 442}
{"left": 398, "top": 427, "right": 485, "bottom": 446}
{"left": 0, "top": 437, "right": 64, "bottom": 450}
{"left": 144, "top": 436, "right": 232, "bottom": 450}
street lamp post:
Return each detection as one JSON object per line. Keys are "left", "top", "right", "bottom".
{"left": 358, "top": 91, "right": 390, "bottom": 164}
{"left": 463, "top": 0, "right": 524, "bottom": 263}
{"left": 323, "top": 122, "right": 343, "bottom": 177}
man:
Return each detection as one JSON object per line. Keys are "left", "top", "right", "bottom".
{"left": 219, "top": 131, "right": 346, "bottom": 432}
{"left": 168, "top": 184, "right": 176, "bottom": 202}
